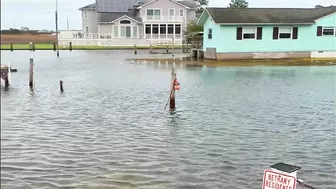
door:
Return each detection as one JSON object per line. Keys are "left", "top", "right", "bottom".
{"left": 126, "top": 26, "right": 131, "bottom": 38}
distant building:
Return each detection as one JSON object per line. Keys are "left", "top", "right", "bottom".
{"left": 197, "top": 6, "right": 336, "bottom": 60}
{"left": 59, "top": 0, "right": 199, "bottom": 46}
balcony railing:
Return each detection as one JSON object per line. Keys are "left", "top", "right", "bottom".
{"left": 145, "top": 34, "right": 182, "bottom": 39}
{"left": 142, "top": 15, "right": 183, "bottom": 22}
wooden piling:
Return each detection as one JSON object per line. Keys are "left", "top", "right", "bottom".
{"left": 166, "top": 43, "right": 169, "bottom": 53}
{"left": 182, "top": 40, "right": 185, "bottom": 53}
{"left": 53, "top": 42, "right": 56, "bottom": 51}
{"left": 32, "top": 43, "right": 35, "bottom": 51}
{"left": 4, "top": 73, "right": 9, "bottom": 88}
{"left": 10, "top": 44, "right": 13, "bottom": 51}
{"left": 29, "top": 58, "right": 34, "bottom": 89}
{"left": 169, "top": 68, "right": 176, "bottom": 109}
{"left": 134, "top": 44, "right": 137, "bottom": 54}
{"left": 59, "top": 80, "right": 64, "bottom": 92}
{"left": 186, "top": 42, "right": 189, "bottom": 53}
{"left": 69, "top": 42, "right": 72, "bottom": 51}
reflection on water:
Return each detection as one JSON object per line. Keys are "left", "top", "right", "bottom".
{"left": 1, "top": 51, "right": 336, "bottom": 189}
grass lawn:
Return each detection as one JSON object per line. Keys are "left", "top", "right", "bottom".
{"left": 1, "top": 43, "right": 184, "bottom": 50}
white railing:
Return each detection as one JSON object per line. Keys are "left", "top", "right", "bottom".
{"left": 60, "top": 32, "right": 184, "bottom": 40}
{"left": 142, "top": 15, "right": 183, "bottom": 22}
{"left": 144, "top": 34, "right": 182, "bottom": 39}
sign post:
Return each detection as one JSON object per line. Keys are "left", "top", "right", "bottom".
{"left": 262, "top": 163, "right": 301, "bottom": 189}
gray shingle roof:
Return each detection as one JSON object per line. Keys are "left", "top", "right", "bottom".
{"left": 178, "top": 1, "right": 198, "bottom": 9}
{"left": 98, "top": 12, "right": 141, "bottom": 23}
{"left": 79, "top": 3, "right": 95, "bottom": 11}
{"left": 206, "top": 6, "right": 336, "bottom": 24}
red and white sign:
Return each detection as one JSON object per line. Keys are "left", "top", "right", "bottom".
{"left": 262, "top": 169, "right": 297, "bottom": 189}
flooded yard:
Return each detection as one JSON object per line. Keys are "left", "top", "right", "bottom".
{"left": 1, "top": 50, "right": 335, "bottom": 189}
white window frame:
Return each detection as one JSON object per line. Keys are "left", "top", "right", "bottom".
{"left": 146, "top": 9, "right": 161, "bottom": 20}
{"left": 322, "top": 26, "right": 336, "bottom": 36}
{"left": 179, "top": 9, "right": 184, "bottom": 17}
{"left": 84, "top": 10, "right": 88, "bottom": 19}
{"left": 242, "top": 27, "right": 257, "bottom": 40}
{"left": 113, "top": 25, "right": 119, "bottom": 38}
{"left": 169, "top": 8, "right": 175, "bottom": 20}
{"left": 278, "top": 27, "right": 292, "bottom": 39}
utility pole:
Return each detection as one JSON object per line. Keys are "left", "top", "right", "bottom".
{"left": 67, "top": 17, "right": 69, "bottom": 30}
{"left": 55, "top": 0, "right": 60, "bottom": 57}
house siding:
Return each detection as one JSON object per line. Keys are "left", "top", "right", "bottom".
{"left": 202, "top": 12, "right": 336, "bottom": 59}
{"left": 139, "top": 0, "right": 188, "bottom": 29}
{"left": 82, "top": 10, "right": 98, "bottom": 33}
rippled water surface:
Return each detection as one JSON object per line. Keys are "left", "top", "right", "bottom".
{"left": 1, "top": 51, "right": 336, "bottom": 189}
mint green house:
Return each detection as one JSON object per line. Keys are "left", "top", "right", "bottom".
{"left": 197, "top": 7, "right": 336, "bottom": 60}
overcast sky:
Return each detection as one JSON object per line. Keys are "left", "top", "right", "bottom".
{"left": 1, "top": 0, "right": 334, "bottom": 30}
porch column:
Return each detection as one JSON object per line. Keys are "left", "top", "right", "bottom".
{"left": 151, "top": 24, "right": 153, "bottom": 39}
{"left": 173, "top": 24, "right": 175, "bottom": 39}
{"left": 143, "top": 24, "right": 146, "bottom": 39}
{"left": 166, "top": 24, "right": 168, "bottom": 39}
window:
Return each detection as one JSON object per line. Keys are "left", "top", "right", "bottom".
{"left": 120, "top": 26, "right": 126, "bottom": 37}
{"left": 179, "top": 9, "right": 184, "bottom": 17}
{"left": 279, "top": 28, "right": 292, "bottom": 39}
{"left": 120, "top": 20, "right": 131, "bottom": 24}
{"left": 84, "top": 10, "right": 88, "bottom": 18}
{"left": 85, "top": 26, "right": 89, "bottom": 33}
{"left": 145, "top": 24, "right": 151, "bottom": 34}
{"left": 160, "top": 24, "right": 166, "bottom": 34}
{"left": 153, "top": 24, "right": 159, "bottom": 34}
{"left": 168, "top": 24, "right": 174, "bottom": 34}
{"left": 208, "top": 28, "right": 212, "bottom": 39}
{"left": 169, "top": 9, "right": 175, "bottom": 16}
{"left": 175, "top": 24, "right": 181, "bottom": 34}
{"left": 113, "top": 26, "right": 118, "bottom": 37}
{"left": 147, "top": 9, "right": 160, "bottom": 20}
{"left": 322, "top": 27, "right": 335, "bottom": 36}
{"left": 243, "top": 28, "right": 256, "bottom": 39}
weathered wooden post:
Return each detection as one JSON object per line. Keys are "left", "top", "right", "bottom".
{"left": 29, "top": 58, "right": 34, "bottom": 89}
{"left": 182, "top": 39, "right": 185, "bottom": 53}
{"left": 134, "top": 44, "right": 137, "bottom": 54}
{"left": 69, "top": 42, "right": 72, "bottom": 51}
{"left": 10, "top": 43, "right": 13, "bottom": 51}
{"left": 169, "top": 68, "right": 177, "bottom": 109}
{"left": 172, "top": 37, "right": 175, "bottom": 58}
{"left": 32, "top": 43, "right": 35, "bottom": 51}
{"left": 186, "top": 41, "right": 189, "bottom": 53}
{"left": 59, "top": 80, "right": 64, "bottom": 93}
{"left": 53, "top": 42, "right": 56, "bottom": 51}
{"left": 166, "top": 43, "right": 169, "bottom": 53}
{"left": 4, "top": 73, "right": 9, "bottom": 88}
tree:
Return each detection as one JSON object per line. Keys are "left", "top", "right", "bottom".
{"left": 185, "top": 21, "right": 203, "bottom": 37}
{"left": 195, "top": 0, "right": 209, "bottom": 6}
{"left": 228, "top": 0, "right": 248, "bottom": 8}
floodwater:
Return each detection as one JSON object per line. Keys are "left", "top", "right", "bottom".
{"left": 1, "top": 50, "right": 335, "bottom": 189}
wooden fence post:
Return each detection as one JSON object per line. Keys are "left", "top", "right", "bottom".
{"left": 134, "top": 44, "right": 137, "bottom": 54}
{"left": 29, "top": 58, "right": 34, "bottom": 89}
{"left": 69, "top": 42, "right": 72, "bottom": 51}
{"left": 10, "top": 44, "right": 13, "bottom": 51}
{"left": 169, "top": 68, "right": 176, "bottom": 109}
{"left": 59, "top": 80, "right": 64, "bottom": 92}
{"left": 53, "top": 42, "right": 56, "bottom": 51}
